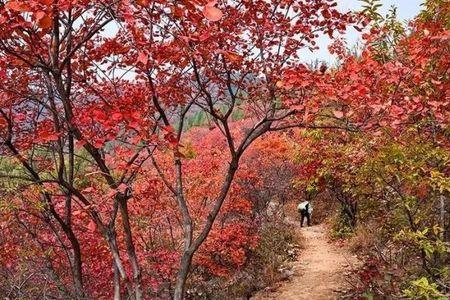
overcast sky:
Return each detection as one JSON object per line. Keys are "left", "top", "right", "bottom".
{"left": 305, "top": 0, "right": 424, "bottom": 64}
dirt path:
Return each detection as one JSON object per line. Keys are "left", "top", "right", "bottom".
{"left": 252, "top": 224, "right": 357, "bottom": 300}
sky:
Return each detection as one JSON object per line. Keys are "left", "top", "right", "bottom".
{"left": 102, "top": 0, "right": 425, "bottom": 69}
{"left": 307, "top": 0, "right": 424, "bottom": 64}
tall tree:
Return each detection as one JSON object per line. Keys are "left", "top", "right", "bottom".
{"left": 118, "top": 1, "right": 357, "bottom": 298}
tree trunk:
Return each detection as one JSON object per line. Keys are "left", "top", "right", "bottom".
{"left": 106, "top": 229, "right": 133, "bottom": 297}
{"left": 173, "top": 250, "right": 194, "bottom": 300}
{"left": 54, "top": 213, "right": 85, "bottom": 299}
{"left": 172, "top": 159, "right": 239, "bottom": 300}
{"left": 119, "top": 197, "right": 142, "bottom": 300}
{"left": 113, "top": 261, "right": 121, "bottom": 300}
{"left": 71, "top": 238, "right": 85, "bottom": 299}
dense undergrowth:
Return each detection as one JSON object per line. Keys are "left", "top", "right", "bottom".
{"left": 188, "top": 221, "right": 301, "bottom": 299}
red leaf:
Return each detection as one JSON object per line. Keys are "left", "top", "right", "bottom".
{"left": 162, "top": 125, "right": 175, "bottom": 133}
{"left": 92, "top": 109, "right": 107, "bottom": 122}
{"left": 93, "top": 140, "right": 104, "bottom": 148}
{"left": 225, "top": 51, "right": 242, "bottom": 62}
{"left": 35, "top": 11, "right": 46, "bottom": 20}
{"left": 87, "top": 220, "right": 96, "bottom": 232}
{"left": 5, "top": 1, "right": 28, "bottom": 12}
{"left": 111, "top": 112, "right": 123, "bottom": 121}
{"left": 46, "top": 133, "right": 59, "bottom": 141}
{"left": 202, "top": 5, "right": 223, "bottom": 22}
{"left": 390, "top": 105, "right": 404, "bottom": 116}
{"left": 321, "top": 9, "right": 331, "bottom": 19}
{"left": 171, "top": 6, "right": 184, "bottom": 18}
{"left": 72, "top": 210, "right": 83, "bottom": 217}
{"left": 36, "top": 130, "right": 59, "bottom": 142}
{"left": 333, "top": 110, "right": 344, "bottom": 118}
{"left": 83, "top": 187, "right": 95, "bottom": 193}
{"left": 36, "top": 12, "right": 52, "bottom": 29}
{"left": 136, "top": 0, "right": 150, "bottom": 7}
{"left": 137, "top": 51, "right": 148, "bottom": 66}
{"left": 199, "top": 32, "right": 211, "bottom": 41}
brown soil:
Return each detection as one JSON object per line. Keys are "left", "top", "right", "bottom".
{"left": 252, "top": 223, "right": 357, "bottom": 300}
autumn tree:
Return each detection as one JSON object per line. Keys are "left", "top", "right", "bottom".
{"left": 279, "top": 1, "right": 449, "bottom": 296}
{"left": 0, "top": 0, "right": 359, "bottom": 298}
{"left": 0, "top": 1, "right": 152, "bottom": 298}
{"left": 120, "top": 1, "right": 359, "bottom": 298}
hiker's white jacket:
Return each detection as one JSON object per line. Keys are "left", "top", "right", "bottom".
{"left": 297, "top": 201, "right": 313, "bottom": 214}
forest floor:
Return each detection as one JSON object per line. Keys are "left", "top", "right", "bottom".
{"left": 252, "top": 223, "right": 358, "bottom": 300}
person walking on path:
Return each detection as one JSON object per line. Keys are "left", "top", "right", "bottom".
{"left": 297, "top": 200, "right": 313, "bottom": 227}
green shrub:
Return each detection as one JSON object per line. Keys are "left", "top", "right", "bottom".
{"left": 402, "top": 277, "right": 448, "bottom": 300}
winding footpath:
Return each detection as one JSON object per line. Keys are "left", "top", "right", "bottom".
{"left": 253, "top": 224, "right": 357, "bottom": 300}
